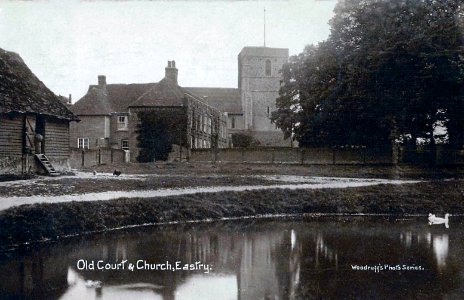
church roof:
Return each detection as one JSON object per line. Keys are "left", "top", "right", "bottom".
{"left": 238, "top": 47, "right": 289, "bottom": 58}
{"left": 184, "top": 87, "right": 242, "bottom": 114}
{"left": 0, "top": 48, "right": 78, "bottom": 121}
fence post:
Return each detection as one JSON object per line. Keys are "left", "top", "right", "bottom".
{"left": 300, "top": 149, "right": 305, "bottom": 165}
{"left": 81, "top": 150, "right": 85, "bottom": 167}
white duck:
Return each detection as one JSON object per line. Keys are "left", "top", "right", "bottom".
{"left": 428, "top": 213, "right": 450, "bottom": 228}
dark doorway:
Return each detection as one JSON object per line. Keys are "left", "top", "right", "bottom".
{"left": 35, "top": 116, "right": 45, "bottom": 154}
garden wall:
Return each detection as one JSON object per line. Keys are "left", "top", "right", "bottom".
{"left": 190, "top": 147, "right": 393, "bottom": 165}
{"left": 70, "top": 148, "right": 129, "bottom": 169}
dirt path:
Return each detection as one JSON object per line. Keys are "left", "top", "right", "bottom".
{"left": 0, "top": 176, "right": 420, "bottom": 211}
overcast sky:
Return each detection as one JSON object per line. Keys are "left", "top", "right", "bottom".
{"left": 0, "top": 0, "right": 336, "bottom": 102}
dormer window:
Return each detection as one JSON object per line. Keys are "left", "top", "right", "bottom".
{"left": 265, "top": 59, "right": 271, "bottom": 76}
{"left": 117, "top": 115, "right": 128, "bottom": 130}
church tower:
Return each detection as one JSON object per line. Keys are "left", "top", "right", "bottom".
{"left": 238, "top": 46, "right": 289, "bottom": 146}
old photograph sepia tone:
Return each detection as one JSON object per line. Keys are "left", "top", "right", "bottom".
{"left": 0, "top": 0, "right": 463, "bottom": 299}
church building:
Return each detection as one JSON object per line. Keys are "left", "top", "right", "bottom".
{"left": 186, "top": 46, "right": 290, "bottom": 147}
{"left": 70, "top": 46, "right": 289, "bottom": 161}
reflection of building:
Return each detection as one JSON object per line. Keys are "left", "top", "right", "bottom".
{"left": 432, "top": 234, "right": 449, "bottom": 270}
{"left": 7, "top": 221, "right": 464, "bottom": 299}
{"left": 401, "top": 230, "right": 450, "bottom": 271}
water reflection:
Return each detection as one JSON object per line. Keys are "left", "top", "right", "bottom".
{"left": 433, "top": 234, "right": 449, "bottom": 271}
{"left": 0, "top": 217, "right": 463, "bottom": 299}
{"left": 399, "top": 230, "right": 450, "bottom": 271}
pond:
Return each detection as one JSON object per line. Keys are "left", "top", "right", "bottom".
{"left": 0, "top": 216, "right": 462, "bottom": 299}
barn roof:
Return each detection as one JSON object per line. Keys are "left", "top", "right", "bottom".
{"left": 184, "top": 87, "right": 242, "bottom": 114}
{"left": 0, "top": 48, "right": 78, "bottom": 121}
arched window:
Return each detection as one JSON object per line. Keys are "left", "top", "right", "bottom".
{"left": 265, "top": 59, "right": 271, "bottom": 76}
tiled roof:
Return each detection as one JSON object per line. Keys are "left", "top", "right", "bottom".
{"left": 130, "top": 78, "right": 186, "bottom": 107}
{"left": 0, "top": 48, "right": 78, "bottom": 120}
{"left": 184, "top": 87, "right": 242, "bottom": 114}
{"left": 71, "top": 83, "right": 154, "bottom": 115}
{"left": 72, "top": 77, "right": 243, "bottom": 115}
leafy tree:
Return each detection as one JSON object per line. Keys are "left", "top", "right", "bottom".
{"left": 136, "top": 111, "right": 185, "bottom": 162}
{"left": 273, "top": 0, "right": 464, "bottom": 149}
{"left": 231, "top": 131, "right": 260, "bottom": 148}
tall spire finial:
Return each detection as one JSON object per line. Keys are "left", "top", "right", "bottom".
{"left": 264, "top": 7, "right": 266, "bottom": 47}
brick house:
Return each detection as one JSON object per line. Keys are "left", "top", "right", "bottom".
{"left": 71, "top": 46, "right": 291, "bottom": 156}
{"left": 183, "top": 87, "right": 243, "bottom": 147}
{"left": 0, "top": 48, "right": 79, "bottom": 175}
{"left": 70, "top": 61, "right": 228, "bottom": 162}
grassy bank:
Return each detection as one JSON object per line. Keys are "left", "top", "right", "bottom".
{"left": 0, "top": 180, "right": 462, "bottom": 248}
{"left": 88, "top": 162, "right": 464, "bottom": 178}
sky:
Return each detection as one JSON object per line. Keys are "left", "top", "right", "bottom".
{"left": 0, "top": 0, "right": 337, "bottom": 102}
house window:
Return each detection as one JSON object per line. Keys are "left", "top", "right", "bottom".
{"left": 104, "top": 116, "right": 110, "bottom": 138}
{"left": 231, "top": 117, "right": 235, "bottom": 129}
{"left": 267, "top": 106, "right": 270, "bottom": 117}
{"left": 265, "top": 59, "right": 271, "bottom": 76}
{"left": 117, "top": 115, "right": 128, "bottom": 130}
{"left": 208, "top": 117, "right": 212, "bottom": 134}
{"left": 121, "top": 139, "right": 129, "bottom": 150}
{"left": 202, "top": 116, "right": 207, "bottom": 133}
{"left": 78, "top": 138, "right": 89, "bottom": 149}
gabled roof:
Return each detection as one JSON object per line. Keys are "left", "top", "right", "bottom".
{"left": 71, "top": 87, "right": 112, "bottom": 115}
{"left": 184, "top": 87, "right": 242, "bottom": 114}
{"left": 130, "top": 78, "right": 186, "bottom": 107}
{"left": 107, "top": 83, "right": 155, "bottom": 112}
{"left": 71, "top": 83, "right": 154, "bottom": 115}
{"left": 0, "top": 48, "right": 78, "bottom": 120}
{"left": 72, "top": 76, "right": 243, "bottom": 115}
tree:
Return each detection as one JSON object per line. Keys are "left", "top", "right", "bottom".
{"left": 273, "top": 0, "right": 464, "bottom": 149}
{"left": 136, "top": 111, "right": 185, "bottom": 162}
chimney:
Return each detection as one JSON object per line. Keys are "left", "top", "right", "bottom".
{"left": 165, "top": 60, "right": 178, "bottom": 85}
{"left": 98, "top": 75, "right": 107, "bottom": 89}
{"left": 68, "top": 94, "right": 72, "bottom": 104}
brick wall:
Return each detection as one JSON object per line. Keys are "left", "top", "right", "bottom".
{"left": 69, "top": 115, "right": 108, "bottom": 149}
{"left": 190, "top": 147, "right": 394, "bottom": 165}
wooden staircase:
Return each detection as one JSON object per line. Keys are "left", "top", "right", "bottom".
{"left": 34, "top": 154, "right": 60, "bottom": 176}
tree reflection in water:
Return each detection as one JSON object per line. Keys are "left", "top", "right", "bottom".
{"left": 0, "top": 216, "right": 463, "bottom": 299}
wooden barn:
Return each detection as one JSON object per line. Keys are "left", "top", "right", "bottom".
{"left": 0, "top": 48, "right": 79, "bottom": 175}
